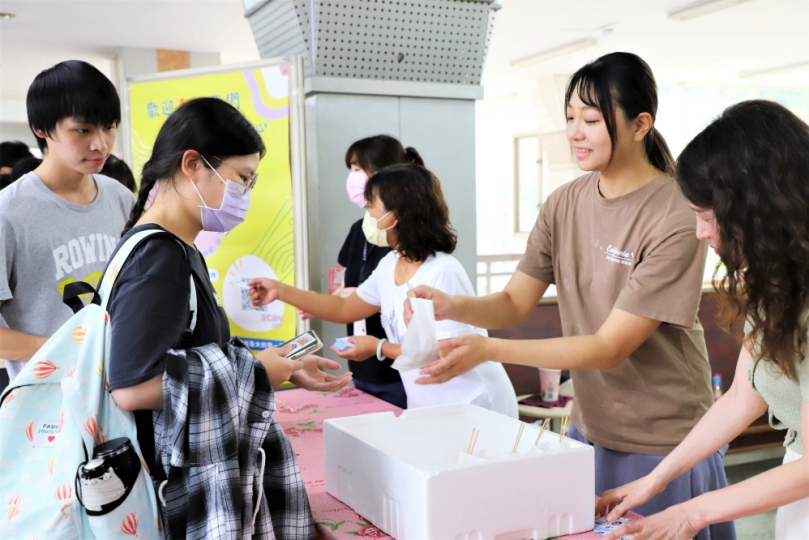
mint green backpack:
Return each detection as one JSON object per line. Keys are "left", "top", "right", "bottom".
{"left": 0, "top": 229, "right": 192, "bottom": 539}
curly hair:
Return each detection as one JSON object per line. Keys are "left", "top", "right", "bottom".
{"left": 364, "top": 163, "right": 456, "bottom": 262}
{"left": 676, "top": 100, "right": 809, "bottom": 379}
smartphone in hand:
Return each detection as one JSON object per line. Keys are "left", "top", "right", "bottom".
{"left": 281, "top": 330, "right": 323, "bottom": 360}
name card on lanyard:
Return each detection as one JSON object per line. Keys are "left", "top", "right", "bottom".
{"left": 353, "top": 319, "right": 367, "bottom": 336}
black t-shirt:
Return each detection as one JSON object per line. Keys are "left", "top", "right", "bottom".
{"left": 106, "top": 224, "right": 230, "bottom": 470}
{"left": 107, "top": 224, "right": 230, "bottom": 391}
{"left": 337, "top": 219, "right": 401, "bottom": 385}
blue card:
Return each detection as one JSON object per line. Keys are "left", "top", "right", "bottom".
{"left": 333, "top": 337, "right": 353, "bottom": 352}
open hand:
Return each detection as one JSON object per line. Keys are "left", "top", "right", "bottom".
{"left": 596, "top": 475, "right": 664, "bottom": 522}
{"left": 289, "top": 355, "right": 353, "bottom": 393}
{"left": 247, "top": 278, "right": 283, "bottom": 307}
{"left": 415, "top": 334, "right": 490, "bottom": 384}
{"left": 403, "top": 285, "right": 453, "bottom": 326}
{"left": 331, "top": 335, "right": 379, "bottom": 362}
{"left": 604, "top": 503, "right": 701, "bottom": 540}
{"left": 257, "top": 344, "right": 304, "bottom": 387}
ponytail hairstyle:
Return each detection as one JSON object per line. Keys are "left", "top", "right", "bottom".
{"left": 565, "top": 52, "right": 675, "bottom": 176}
{"left": 676, "top": 100, "right": 809, "bottom": 380}
{"left": 364, "top": 163, "right": 456, "bottom": 262}
{"left": 344, "top": 134, "right": 424, "bottom": 174}
{"left": 124, "top": 97, "right": 265, "bottom": 233}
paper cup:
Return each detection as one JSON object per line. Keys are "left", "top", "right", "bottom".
{"left": 539, "top": 368, "right": 562, "bottom": 402}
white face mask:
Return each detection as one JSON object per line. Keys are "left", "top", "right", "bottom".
{"left": 361, "top": 210, "right": 394, "bottom": 247}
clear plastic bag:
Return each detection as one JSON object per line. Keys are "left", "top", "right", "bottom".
{"left": 393, "top": 298, "right": 441, "bottom": 372}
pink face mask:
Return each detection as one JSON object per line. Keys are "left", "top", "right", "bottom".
{"left": 191, "top": 156, "right": 252, "bottom": 233}
{"left": 346, "top": 171, "right": 369, "bottom": 208}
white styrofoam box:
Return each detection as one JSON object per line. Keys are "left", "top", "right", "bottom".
{"left": 324, "top": 404, "right": 594, "bottom": 540}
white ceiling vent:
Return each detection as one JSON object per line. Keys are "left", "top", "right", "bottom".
{"left": 246, "top": 0, "right": 500, "bottom": 85}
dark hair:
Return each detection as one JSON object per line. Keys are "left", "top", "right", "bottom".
{"left": 565, "top": 52, "right": 675, "bottom": 176}
{"left": 0, "top": 141, "right": 34, "bottom": 168}
{"left": 676, "top": 100, "right": 809, "bottom": 379}
{"left": 101, "top": 155, "right": 136, "bottom": 192}
{"left": 0, "top": 175, "right": 11, "bottom": 191}
{"left": 124, "top": 97, "right": 265, "bottom": 233}
{"left": 10, "top": 157, "right": 42, "bottom": 182}
{"left": 344, "top": 135, "right": 424, "bottom": 173}
{"left": 27, "top": 60, "right": 121, "bottom": 153}
{"left": 364, "top": 163, "right": 456, "bottom": 262}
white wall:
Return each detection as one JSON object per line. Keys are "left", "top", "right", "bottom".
{"left": 475, "top": 76, "right": 575, "bottom": 258}
{"left": 475, "top": 94, "right": 521, "bottom": 257}
{"left": 0, "top": 123, "right": 37, "bottom": 149}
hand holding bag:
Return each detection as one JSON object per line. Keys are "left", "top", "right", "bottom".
{"left": 392, "top": 298, "right": 441, "bottom": 372}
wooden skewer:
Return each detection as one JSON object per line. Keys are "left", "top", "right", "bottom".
{"left": 559, "top": 417, "right": 570, "bottom": 443}
{"left": 535, "top": 418, "right": 550, "bottom": 445}
{"left": 512, "top": 422, "right": 525, "bottom": 453}
{"left": 469, "top": 429, "right": 480, "bottom": 455}
{"left": 406, "top": 281, "right": 416, "bottom": 298}
{"left": 467, "top": 428, "right": 480, "bottom": 455}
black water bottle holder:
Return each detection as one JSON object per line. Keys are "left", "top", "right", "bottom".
{"left": 74, "top": 437, "right": 141, "bottom": 516}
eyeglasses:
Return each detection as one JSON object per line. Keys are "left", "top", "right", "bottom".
{"left": 208, "top": 155, "right": 259, "bottom": 191}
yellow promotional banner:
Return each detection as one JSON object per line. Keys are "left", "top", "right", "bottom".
{"left": 127, "top": 63, "right": 297, "bottom": 349}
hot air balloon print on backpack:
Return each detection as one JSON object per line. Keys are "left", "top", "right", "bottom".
{"left": 55, "top": 484, "right": 72, "bottom": 502}
{"left": 32, "top": 360, "right": 58, "bottom": 379}
{"left": 85, "top": 415, "right": 97, "bottom": 438}
{"left": 121, "top": 512, "right": 138, "bottom": 536}
{"left": 70, "top": 326, "right": 87, "bottom": 344}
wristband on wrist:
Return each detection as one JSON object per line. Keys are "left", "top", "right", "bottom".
{"left": 376, "top": 338, "right": 388, "bottom": 361}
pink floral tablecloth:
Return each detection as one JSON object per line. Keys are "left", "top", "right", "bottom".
{"left": 275, "top": 387, "right": 640, "bottom": 540}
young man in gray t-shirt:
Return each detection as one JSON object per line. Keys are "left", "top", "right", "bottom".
{"left": 0, "top": 60, "right": 135, "bottom": 381}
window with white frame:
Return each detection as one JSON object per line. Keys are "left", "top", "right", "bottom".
{"left": 514, "top": 135, "right": 541, "bottom": 234}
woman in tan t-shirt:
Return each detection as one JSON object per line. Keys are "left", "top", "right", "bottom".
{"left": 407, "top": 53, "right": 733, "bottom": 539}
{"left": 598, "top": 101, "right": 809, "bottom": 540}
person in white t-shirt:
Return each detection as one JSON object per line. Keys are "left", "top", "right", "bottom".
{"left": 248, "top": 164, "right": 517, "bottom": 417}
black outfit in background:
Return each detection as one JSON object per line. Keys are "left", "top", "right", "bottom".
{"left": 337, "top": 219, "right": 405, "bottom": 395}
{"left": 106, "top": 224, "right": 231, "bottom": 470}
{"left": 0, "top": 367, "right": 8, "bottom": 396}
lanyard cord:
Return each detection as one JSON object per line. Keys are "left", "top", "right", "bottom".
{"left": 358, "top": 240, "right": 370, "bottom": 285}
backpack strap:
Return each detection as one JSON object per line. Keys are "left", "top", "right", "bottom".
{"left": 63, "top": 282, "right": 100, "bottom": 314}
{"left": 96, "top": 229, "right": 197, "bottom": 334}
{"left": 187, "top": 275, "right": 197, "bottom": 335}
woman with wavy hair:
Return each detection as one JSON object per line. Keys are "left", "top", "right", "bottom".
{"left": 247, "top": 164, "right": 518, "bottom": 416}
{"left": 332, "top": 135, "right": 425, "bottom": 409}
{"left": 598, "top": 100, "right": 809, "bottom": 539}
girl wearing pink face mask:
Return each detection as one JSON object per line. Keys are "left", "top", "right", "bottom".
{"left": 334, "top": 135, "right": 425, "bottom": 408}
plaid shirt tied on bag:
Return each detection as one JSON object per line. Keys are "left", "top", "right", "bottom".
{"left": 153, "top": 338, "right": 315, "bottom": 540}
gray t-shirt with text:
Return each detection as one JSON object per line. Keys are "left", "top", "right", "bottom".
{"left": 0, "top": 172, "right": 135, "bottom": 380}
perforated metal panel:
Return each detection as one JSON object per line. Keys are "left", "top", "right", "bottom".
{"left": 246, "top": 0, "right": 499, "bottom": 85}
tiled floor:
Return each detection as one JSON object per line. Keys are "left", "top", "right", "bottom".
{"left": 725, "top": 458, "right": 782, "bottom": 539}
